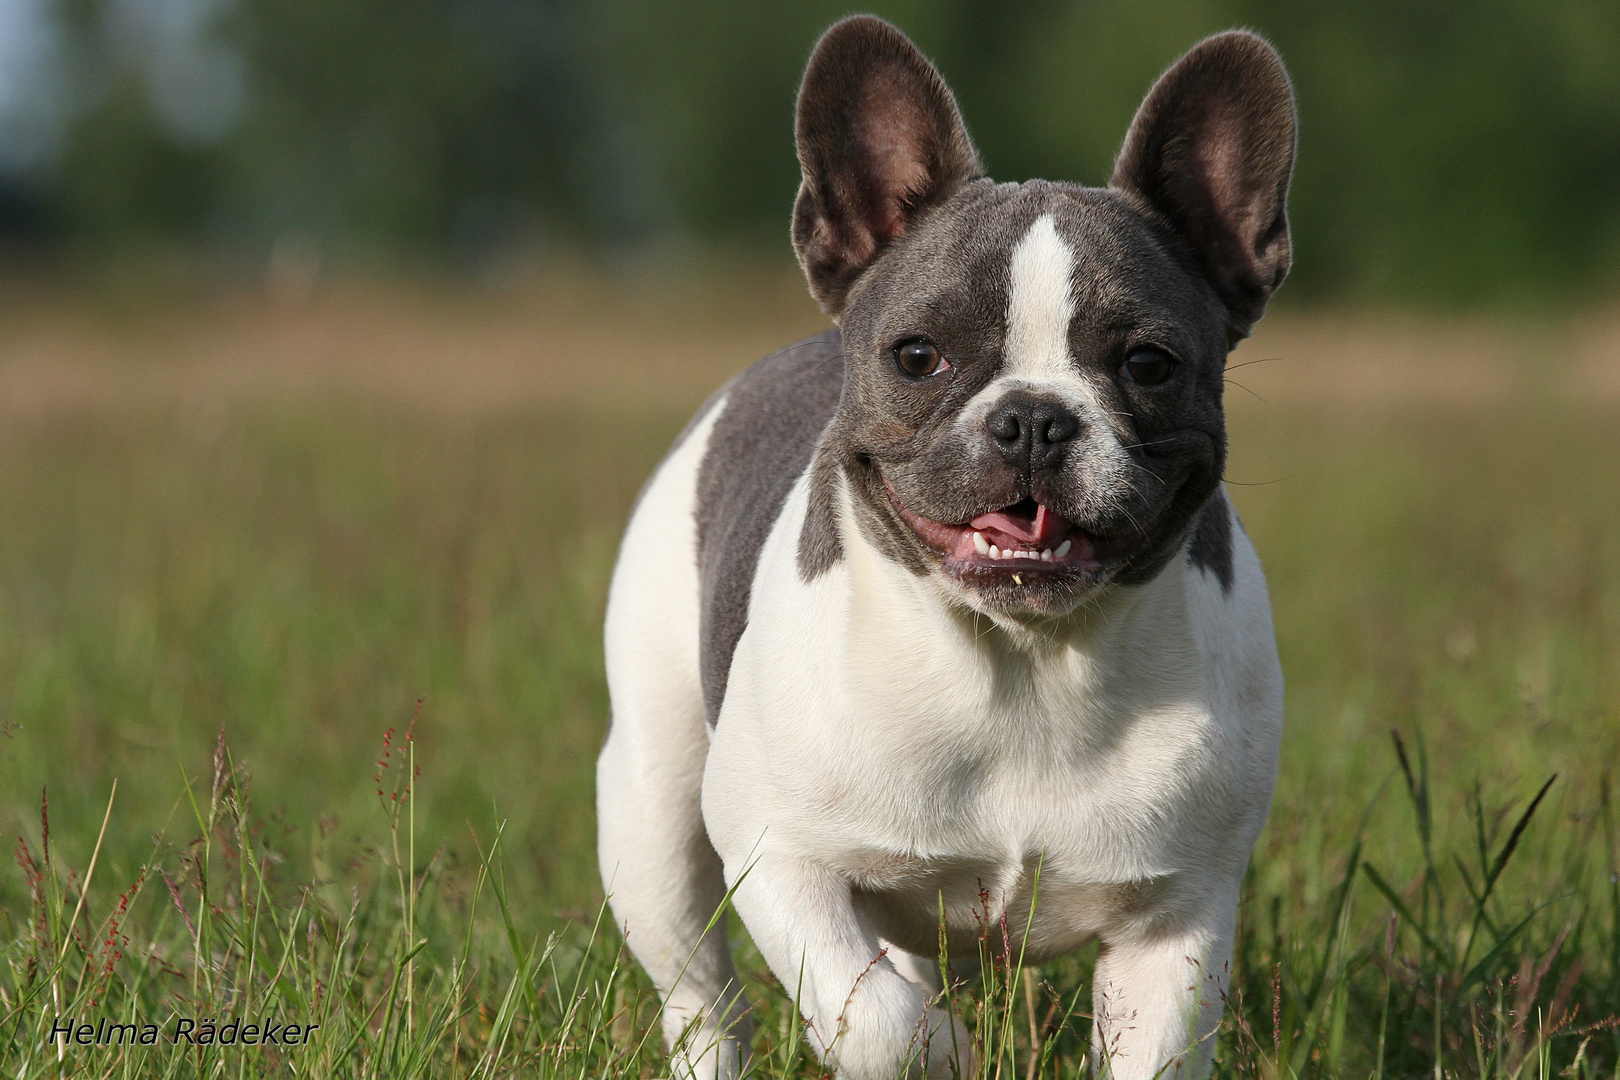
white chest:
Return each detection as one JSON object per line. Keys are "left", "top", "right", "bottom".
{"left": 700, "top": 475, "right": 1278, "bottom": 955}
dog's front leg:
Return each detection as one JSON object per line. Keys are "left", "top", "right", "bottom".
{"left": 729, "top": 855, "right": 971, "bottom": 1080}
{"left": 1089, "top": 887, "right": 1238, "bottom": 1080}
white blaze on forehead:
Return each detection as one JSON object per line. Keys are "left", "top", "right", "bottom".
{"left": 1003, "top": 214, "right": 1076, "bottom": 381}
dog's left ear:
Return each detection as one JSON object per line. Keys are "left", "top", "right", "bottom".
{"left": 792, "top": 16, "right": 982, "bottom": 317}
{"left": 1112, "top": 31, "right": 1296, "bottom": 338}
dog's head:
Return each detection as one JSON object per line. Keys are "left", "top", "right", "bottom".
{"left": 793, "top": 17, "right": 1295, "bottom": 616}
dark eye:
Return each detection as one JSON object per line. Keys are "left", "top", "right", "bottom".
{"left": 1120, "top": 347, "right": 1177, "bottom": 386}
{"left": 894, "top": 338, "right": 948, "bottom": 377}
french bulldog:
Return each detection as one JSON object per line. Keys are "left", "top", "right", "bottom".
{"left": 597, "top": 15, "right": 1292, "bottom": 1080}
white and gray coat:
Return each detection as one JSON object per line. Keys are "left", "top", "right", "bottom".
{"left": 598, "top": 17, "right": 1294, "bottom": 1080}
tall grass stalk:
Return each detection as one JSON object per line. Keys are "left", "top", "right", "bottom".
{"left": 3, "top": 722, "right": 1618, "bottom": 1078}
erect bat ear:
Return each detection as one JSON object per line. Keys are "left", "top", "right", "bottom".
{"left": 1111, "top": 31, "right": 1297, "bottom": 339}
{"left": 791, "top": 15, "right": 982, "bottom": 317}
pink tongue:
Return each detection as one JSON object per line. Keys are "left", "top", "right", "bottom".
{"left": 970, "top": 502, "right": 1067, "bottom": 546}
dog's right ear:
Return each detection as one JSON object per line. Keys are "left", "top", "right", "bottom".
{"left": 792, "top": 16, "right": 981, "bottom": 317}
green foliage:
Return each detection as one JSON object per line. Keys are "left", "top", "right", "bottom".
{"left": 3, "top": 728, "right": 672, "bottom": 1077}
{"left": 53, "top": 76, "right": 224, "bottom": 240}
{"left": 28, "top": 0, "right": 1620, "bottom": 302}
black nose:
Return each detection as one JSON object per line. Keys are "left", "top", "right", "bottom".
{"left": 987, "top": 394, "right": 1081, "bottom": 474}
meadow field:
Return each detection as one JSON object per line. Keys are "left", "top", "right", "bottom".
{"left": 1, "top": 265, "right": 1618, "bottom": 1078}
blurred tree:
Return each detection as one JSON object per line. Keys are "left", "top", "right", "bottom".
{"left": 55, "top": 73, "right": 225, "bottom": 239}
{"left": 223, "top": 0, "right": 646, "bottom": 251}
{"left": 15, "top": 0, "right": 1620, "bottom": 304}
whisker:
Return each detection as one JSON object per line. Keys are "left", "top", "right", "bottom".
{"left": 1119, "top": 460, "right": 1160, "bottom": 484}
{"left": 1224, "top": 378, "right": 1267, "bottom": 404}
{"left": 1031, "top": 618, "right": 1061, "bottom": 648}
{"left": 1110, "top": 472, "right": 1147, "bottom": 537}
{"left": 1224, "top": 356, "right": 1285, "bottom": 373}
{"left": 1222, "top": 473, "right": 1295, "bottom": 487}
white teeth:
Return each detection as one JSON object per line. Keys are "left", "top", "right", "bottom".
{"left": 985, "top": 541, "right": 1060, "bottom": 562}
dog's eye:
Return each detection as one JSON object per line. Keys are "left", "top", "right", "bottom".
{"left": 1120, "top": 348, "right": 1177, "bottom": 386}
{"left": 894, "top": 338, "right": 948, "bottom": 377}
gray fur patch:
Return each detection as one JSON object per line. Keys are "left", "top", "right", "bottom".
{"left": 695, "top": 329, "right": 845, "bottom": 726}
{"left": 829, "top": 179, "right": 1234, "bottom": 610}
{"left": 1186, "top": 491, "right": 1234, "bottom": 592}
{"left": 797, "top": 446, "right": 845, "bottom": 580}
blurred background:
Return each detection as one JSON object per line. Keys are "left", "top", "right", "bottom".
{"left": 0, "top": 0, "right": 1615, "bottom": 300}
{"left": 1, "top": 0, "right": 1618, "bottom": 925}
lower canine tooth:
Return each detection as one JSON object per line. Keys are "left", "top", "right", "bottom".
{"left": 1055, "top": 539, "right": 1072, "bottom": 559}
{"left": 972, "top": 531, "right": 990, "bottom": 555}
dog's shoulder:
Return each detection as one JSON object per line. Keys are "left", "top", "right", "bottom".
{"left": 695, "top": 327, "right": 845, "bottom": 725}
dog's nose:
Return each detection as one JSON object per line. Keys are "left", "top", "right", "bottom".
{"left": 987, "top": 394, "right": 1081, "bottom": 473}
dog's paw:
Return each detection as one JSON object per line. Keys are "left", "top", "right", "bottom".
{"left": 817, "top": 974, "right": 973, "bottom": 1080}
{"left": 667, "top": 1034, "right": 749, "bottom": 1080}
{"left": 916, "top": 1007, "right": 976, "bottom": 1079}
{"left": 664, "top": 996, "right": 754, "bottom": 1080}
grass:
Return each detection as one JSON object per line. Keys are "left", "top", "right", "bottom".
{"left": 1, "top": 276, "right": 1619, "bottom": 1076}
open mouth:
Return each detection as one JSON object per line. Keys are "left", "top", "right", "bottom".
{"left": 886, "top": 488, "right": 1104, "bottom": 576}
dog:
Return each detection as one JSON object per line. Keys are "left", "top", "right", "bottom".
{"left": 597, "top": 15, "right": 1292, "bottom": 1080}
